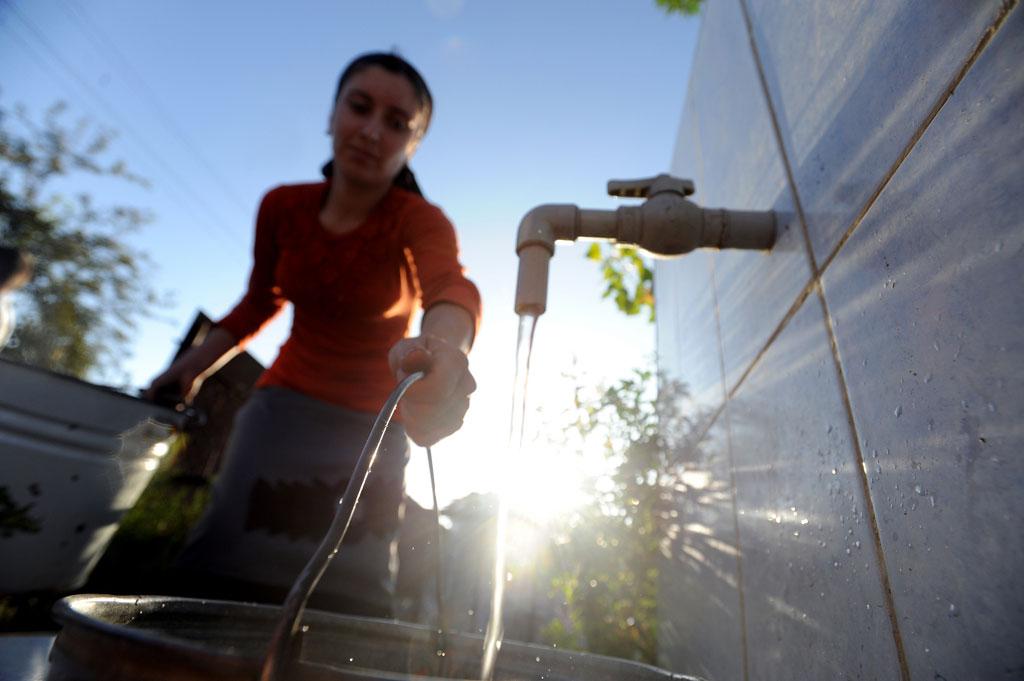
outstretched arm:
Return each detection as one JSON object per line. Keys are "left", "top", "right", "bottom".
{"left": 145, "top": 188, "right": 285, "bottom": 404}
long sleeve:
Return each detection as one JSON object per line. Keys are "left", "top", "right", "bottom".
{"left": 230, "top": 183, "right": 481, "bottom": 413}
{"left": 401, "top": 201, "right": 482, "bottom": 340}
{"left": 216, "top": 188, "right": 287, "bottom": 346}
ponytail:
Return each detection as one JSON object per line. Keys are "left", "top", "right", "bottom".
{"left": 320, "top": 160, "right": 424, "bottom": 197}
{"left": 391, "top": 164, "right": 423, "bottom": 196}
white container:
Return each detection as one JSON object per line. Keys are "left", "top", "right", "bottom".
{"left": 0, "top": 359, "right": 179, "bottom": 593}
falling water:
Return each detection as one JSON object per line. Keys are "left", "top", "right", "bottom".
{"left": 480, "top": 313, "right": 538, "bottom": 681}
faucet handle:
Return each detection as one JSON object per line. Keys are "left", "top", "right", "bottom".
{"left": 607, "top": 174, "right": 695, "bottom": 198}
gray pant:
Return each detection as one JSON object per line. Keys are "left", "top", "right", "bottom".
{"left": 176, "top": 386, "right": 409, "bottom": 615}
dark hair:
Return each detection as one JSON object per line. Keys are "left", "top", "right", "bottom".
{"left": 322, "top": 51, "right": 433, "bottom": 196}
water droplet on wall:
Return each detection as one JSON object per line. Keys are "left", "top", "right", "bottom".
{"left": 894, "top": 405, "right": 903, "bottom": 418}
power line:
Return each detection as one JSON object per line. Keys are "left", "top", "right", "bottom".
{"left": 58, "top": 0, "right": 253, "bottom": 218}
{"left": 1, "top": 0, "right": 248, "bottom": 252}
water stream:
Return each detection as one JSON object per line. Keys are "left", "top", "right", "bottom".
{"left": 480, "top": 312, "right": 538, "bottom": 681}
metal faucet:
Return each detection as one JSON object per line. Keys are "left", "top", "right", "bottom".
{"left": 514, "top": 174, "right": 777, "bottom": 315}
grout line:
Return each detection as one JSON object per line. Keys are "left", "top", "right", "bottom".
{"left": 668, "top": 2, "right": 1016, "bottom": 676}
{"left": 736, "top": 0, "right": 820, "bottom": 278}
{"left": 730, "top": 4, "right": 827, "bottom": 677}
{"left": 687, "top": 400, "right": 725, "bottom": 450}
{"left": 710, "top": 253, "right": 750, "bottom": 681}
{"left": 709, "top": 257, "right": 730, "bottom": 420}
{"left": 721, "top": 403, "right": 750, "bottom": 681}
{"left": 725, "top": 1, "right": 1021, "bottom": 416}
{"left": 818, "top": 0, "right": 1019, "bottom": 275}
{"left": 726, "top": 0, "right": 1018, "bottom": 403}
{"left": 722, "top": 0, "right": 823, "bottom": 405}
{"left": 802, "top": 7, "right": 1018, "bottom": 677}
{"left": 813, "top": 284, "right": 912, "bottom": 679}
{"left": 724, "top": 275, "right": 815, "bottom": 402}
{"left": 738, "top": 0, "right": 912, "bottom": 675}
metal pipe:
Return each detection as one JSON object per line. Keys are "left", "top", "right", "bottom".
{"left": 514, "top": 174, "right": 777, "bottom": 316}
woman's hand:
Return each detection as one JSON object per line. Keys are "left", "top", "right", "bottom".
{"left": 143, "top": 327, "right": 240, "bottom": 405}
{"left": 388, "top": 334, "right": 476, "bottom": 446}
{"left": 144, "top": 350, "right": 208, "bottom": 405}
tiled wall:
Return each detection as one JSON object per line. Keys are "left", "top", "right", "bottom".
{"left": 655, "top": 2, "right": 1023, "bottom": 680}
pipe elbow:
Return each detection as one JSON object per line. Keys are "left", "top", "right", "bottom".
{"left": 515, "top": 204, "right": 579, "bottom": 254}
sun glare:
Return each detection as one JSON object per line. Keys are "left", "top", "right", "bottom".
{"left": 500, "top": 440, "right": 589, "bottom": 525}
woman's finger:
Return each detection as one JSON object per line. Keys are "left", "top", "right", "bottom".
{"left": 402, "top": 393, "right": 470, "bottom": 446}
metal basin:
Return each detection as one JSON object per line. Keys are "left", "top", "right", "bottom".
{"left": 0, "top": 359, "right": 178, "bottom": 592}
{"left": 48, "top": 595, "right": 701, "bottom": 680}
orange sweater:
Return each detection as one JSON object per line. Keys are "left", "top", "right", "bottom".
{"left": 217, "top": 182, "right": 482, "bottom": 413}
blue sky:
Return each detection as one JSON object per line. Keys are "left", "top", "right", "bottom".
{"left": 0, "top": 0, "right": 701, "bottom": 508}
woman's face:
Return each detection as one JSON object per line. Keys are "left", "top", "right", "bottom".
{"left": 329, "top": 65, "right": 426, "bottom": 189}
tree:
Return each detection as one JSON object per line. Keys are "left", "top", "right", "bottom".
{"left": 539, "top": 369, "right": 701, "bottom": 663}
{"left": 0, "top": 100, "right": 160, "bottom": 382}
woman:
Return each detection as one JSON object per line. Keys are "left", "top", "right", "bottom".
{"left": 146, "top": 52, "right": 481, "bottom": 617}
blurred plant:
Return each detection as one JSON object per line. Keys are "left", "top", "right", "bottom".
{"left": 0, "top": 99, "right": 162, "bottom": 382}
{"left": 84, "top": 435, "right": 209, "bottom": 593}
{"left": 539, "top": 367, "right": 701, "bottom": 663}
{"left": 654, "top": 0, "right": 704, "bottom": 15}
{"left": 585, "top": 243, "right": 655, "bottom": 322}
{"left": 585, "top": 0, "right": 702, "bottom": 322}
